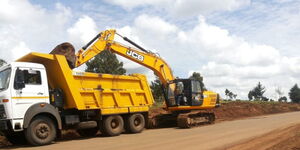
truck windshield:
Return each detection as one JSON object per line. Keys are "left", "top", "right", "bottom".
{"left": 0, "top": 68, "right": 11, "bottom": 91}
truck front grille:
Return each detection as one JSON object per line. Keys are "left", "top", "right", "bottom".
{"left": 0, "top": 104, "right": 6, "bottom": 119}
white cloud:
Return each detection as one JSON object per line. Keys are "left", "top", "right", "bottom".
{"left": 0, "top": 33, "right": 32, "bottom": 61}
{"left": 67, "top": 15, "right": 98, "bottom": 48}
{"left": 211, "top": 1, "right": 300, "bottom": 58}
{"left": 104, "top": 0, "right": 171, "bottom": 10}
{"left": 171, "top": 0, "right": 250, "bottom": 16}
{"left": 0, "top": 0, "right": 72, "bottom": 62}
{"left": 105, "top": 0, "right": 250, "bottom": 16}
{"left": 11, "top": 42, "right": 32, "bottom": 60}
{"left": 134, "top": 15, "right": 178, "bottom": 38}
{"left": 114, "top": 14, "right": 300, "bottom": 100}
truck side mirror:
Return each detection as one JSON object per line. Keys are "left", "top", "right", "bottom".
{"left": 14, "top": 68, "right": 25, "bottom": 90}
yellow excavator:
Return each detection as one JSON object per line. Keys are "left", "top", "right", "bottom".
{"left": 67, "top": 29, "right": 220, "bottom": 128}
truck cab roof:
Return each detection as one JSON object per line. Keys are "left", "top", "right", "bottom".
{"left": 0, "top": 62, "right": 45, "bottom": 71}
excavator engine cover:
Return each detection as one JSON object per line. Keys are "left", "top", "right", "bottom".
{"left": 50, "top": 42, "right": 76, "bottom": 69}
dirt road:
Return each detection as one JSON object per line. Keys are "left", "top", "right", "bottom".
{"left": 6, "top": 111, "right": 300, "bottom": 150}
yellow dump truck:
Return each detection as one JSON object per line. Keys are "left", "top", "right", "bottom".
{"left": 0, "top": 52, "right": 154, "bottom": 145}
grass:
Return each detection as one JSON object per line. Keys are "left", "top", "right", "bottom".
{"left": 221, "top": 100, "right": 287, "bottom": 105}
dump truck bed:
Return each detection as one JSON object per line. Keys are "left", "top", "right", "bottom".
{"left": 17, "top": 52, "right": 154, "bottom": 115}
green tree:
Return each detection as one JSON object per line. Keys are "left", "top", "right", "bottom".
{"left": 150, "top": 76, "right": 164, "bottom": 102}
{"left": 85, "top": 50, "right": 126, "bottom": 75}
{"left": 225, "top": 89, "right": 230, "bottom": 99}
{"left": 248, "top": 90, "right": 253, "bottom": 101}
{"left": 248, "top": 82, "right": 266, "bottom": 100}
{"left": 0, "top": 59, "right": 6, "bottom": 67}
{"left": 289, "top": 84, "right": 300, "bottom": 103}
{"left": 189, "top": 72, "right": 206, "bottom": 91}
{"left": 278, "top": 96, "right": 287, "bottom": 102}
{"left": 225, "top": 89, "right": 237, "bottom": 100}
{"left": 275, "top": 87, "right": 284, "bottom": 100}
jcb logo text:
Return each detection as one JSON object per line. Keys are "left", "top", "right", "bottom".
{"left": 126, "top": 50, "right": 144, "bottom": 61}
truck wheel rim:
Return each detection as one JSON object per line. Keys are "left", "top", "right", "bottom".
{"left": 111, "top": 119, "right": 119, "bottom": 129}
{"left": 134, "top": 117, "right": 141, "bottom": 126}
{"left": 35, "top": 123, "right": 50, "bottom": 139}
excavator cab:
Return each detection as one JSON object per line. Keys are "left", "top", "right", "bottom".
{"left": 166, "top": 79, "right": 204, "bottom": 107}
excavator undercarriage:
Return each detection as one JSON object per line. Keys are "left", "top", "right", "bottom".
{"left": 148, "top": 110, "right": 215, "bottom": 129}
{"left": 177, "top": 111, "right": 215, "bottom": 128}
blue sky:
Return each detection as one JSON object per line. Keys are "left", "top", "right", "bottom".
{"left": 26, "top": 0, "right": 300, "bottom": 57}
{"left": 1, "top": 0, "right": 300, "bottom": 99}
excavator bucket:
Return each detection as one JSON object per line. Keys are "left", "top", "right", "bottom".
{"left": 50, "top": 42, "right": 76, "bottom": 69}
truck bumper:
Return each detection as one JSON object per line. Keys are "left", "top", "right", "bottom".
{"left": 0, "top": 119, "right": 9, "bottom": 131}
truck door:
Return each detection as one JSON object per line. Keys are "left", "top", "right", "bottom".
{"left": 11, "top": 67, "right": 49, "bottom": 119}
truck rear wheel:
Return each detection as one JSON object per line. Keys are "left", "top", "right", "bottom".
{"left": 25, "top": 116, "right": 57, "bottom": 146}
{"left": 125, "top": 113, "right": 145, "bottom": 133}
{"left": 77, "top": 127, "right": 98, "bottom": 137}
{"left": 100, "top": 115, "right": 124, "bottom": 136}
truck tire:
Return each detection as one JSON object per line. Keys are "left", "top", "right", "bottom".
{"left": 77, "top": 127, "right": 98, "bottom": 137}
{"left": 4, "top": 131, "right": 27, "bottom": 145}
{"left": 125, "top": 113, "right": 145, "bottom": 133}
{"left": 24, "top": 116, "right": 57, "bottom": 146}
{"left": 100, "top": 115, "right": 124, "bottom": 136}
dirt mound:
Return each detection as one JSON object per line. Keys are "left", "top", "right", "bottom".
{"left": 148, "top": 101, "right": 300, "bottom": 127}
{"left": 50, "top": 42, "right": 76, "bottom": 69}
{"left": 214, "top": 101, "right": 300, "bottom": 121}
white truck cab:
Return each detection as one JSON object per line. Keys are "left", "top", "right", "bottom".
{"left": 0, "top": 62, "right": 50, "bottom": 132}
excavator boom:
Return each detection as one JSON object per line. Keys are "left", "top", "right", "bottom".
{"left": 75, "top": 29, "right": 174, "bottom": 86}
{"left": 53, "top": 29, "right": 220, "bottom": 128}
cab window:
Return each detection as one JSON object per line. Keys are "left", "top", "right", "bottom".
{"left": 24, "top": 70, "right": 42, "bottom": 85}
{"left": 191, "top": 81, "right": 201, "bottom": 93}
{"left": 167, "top": 83, "right": 175, "bottom": 99}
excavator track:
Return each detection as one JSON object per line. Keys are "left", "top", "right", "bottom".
{"left": 148, "top": 110, "right": 215, "bottom": 129}
{"left": 147, "top": 113, "right": 177, "bottom": 128}
{"left": 177, "top": 111, "right": 215, "bottom": 128}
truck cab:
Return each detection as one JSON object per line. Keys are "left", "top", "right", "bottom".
{"left": 0, "top": 52, "right": 154, "bottom": 146}
{"left": 0, "top": 62, "right": 49, "bottom": 132}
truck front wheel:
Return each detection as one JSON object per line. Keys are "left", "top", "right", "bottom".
{"left": 25, "top": 116, "right": 57, "bottom": 146}
{"left": 100, "top": 115, "right": 124, "bottom": 136}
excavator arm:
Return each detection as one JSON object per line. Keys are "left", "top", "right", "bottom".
{"left": 51, "top": 29, "right": 219, "bottom": 128}
{"left": 75, "top": 29, "right": 175, "bottom": 86}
